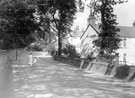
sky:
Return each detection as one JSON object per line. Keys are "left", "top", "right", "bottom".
{"left": 73, "top": 0, "right": 135, "bottom": 30}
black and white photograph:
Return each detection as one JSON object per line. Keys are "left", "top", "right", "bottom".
{"left": 0, "top": 0, "right": 135, "bottom": 98}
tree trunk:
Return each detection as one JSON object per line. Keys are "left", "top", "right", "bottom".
{"left": 58, "top": 30, "right": 62, "bottom": 55}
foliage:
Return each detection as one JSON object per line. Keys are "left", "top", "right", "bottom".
{"left": 26, "top": 44, "right": 43, "bottom": 51}
{"left": 0, "top": 0, "right": 39, "bottom": 49}
{"left": 36, "top": 0, "right": 77, "bottom": 55}
{"left": 0, "top": 0, "right": 78, "bottom": 51}
{"left": 62, "top": 44, "right": 80, "bottom": 59}
{"left": 86, "top": 52, "right": 96, "bottom": 61}
{"left": 89, "top": 0, "right": 127, "bottom": 60}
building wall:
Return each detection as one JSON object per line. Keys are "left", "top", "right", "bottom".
{"left": 80, "top": 25, "right": 135, "bottom": 66}
{"left": 117, "top": 38, "right": 135, "bottom": 65}
{"left": 80, "top": 26, "right": 98, "bottom": 58}
{"left": 68, "top": 37, "right": 81, "bottom": 53}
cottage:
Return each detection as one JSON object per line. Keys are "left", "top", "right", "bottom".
{"left": 80, "top": 12, "right": 135, "bottom": 65}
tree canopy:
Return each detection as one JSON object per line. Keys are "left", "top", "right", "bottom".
{"left": 88, "top": 0, "right": 127, "bottom": 60}
{"left": 0, "top": 0, "right": 39, "bottom": 49}
{"left": 0, "top": 0, "right": 78, "bottom": 51}
{"left": 36, "top": 0, "right": 77, "bottom": 55}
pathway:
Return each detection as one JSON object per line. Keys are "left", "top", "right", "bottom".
{"left": 13, "top": 52, "right": 135, "bottom": 98}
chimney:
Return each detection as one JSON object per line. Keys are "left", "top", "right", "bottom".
{"left": 133, "top": 20, "right": 135, "bottom": 27}
{"left": 87, "top": 11, "right": 96, "bottom": 26}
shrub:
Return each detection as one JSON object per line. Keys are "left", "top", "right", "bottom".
{"left": 27, "top": 44, "right": 42, "bottom": 51}
{"left": 62, "top": 44, "right": 80, "bottom": 59}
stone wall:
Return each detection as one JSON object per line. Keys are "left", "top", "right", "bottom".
{"left": 86, "top": 61, "right": 135, "bottom": 81}
{"left": 55, "top": 56, "right": 135, "bottom": 82}
{"left": 0, "top": 51, "right": 15, "bottom": 98}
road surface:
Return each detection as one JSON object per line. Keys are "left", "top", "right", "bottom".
{"left": 2, "top": 52, "right": 135, "bottom": 98}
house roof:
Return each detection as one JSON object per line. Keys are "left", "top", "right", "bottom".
{"left": 80, "top": 24, "right": 100, "bottom": 39}
{"left": 117, "top": 26, "right": 135, "bottom": 38}
{"left": 80, "top": 24, "right": 135, "bottom": 39}
{"left": 72, "top": 30, "right": 83, "bottom": 37}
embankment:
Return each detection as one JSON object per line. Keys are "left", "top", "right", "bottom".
{"left": 55, "top": 56, "right": 135, "bottom": 82}
{"left": 0, "top": 49, "right": 26, "bottom": 98}
{"left": 0, "top": 51, "right": 15, "bottom": 98}
{"left": 86, "top": 61, "right": 135, "bottom": 81}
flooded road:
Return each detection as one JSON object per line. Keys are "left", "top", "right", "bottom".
{"left": 12, "top": 52, "right": 135, "bottom": 98}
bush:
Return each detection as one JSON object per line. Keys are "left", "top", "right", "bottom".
{"left": 61, "top": 44, "right": 80, "bottom": 59}
{"left": 114, "top": 65, "right": 130, "bottom": 79}
{"left": 26, "top": 44, "right": 42, "bottom": 51}
{"left": 86, "top": 53, "right": 96, "bottom": 61}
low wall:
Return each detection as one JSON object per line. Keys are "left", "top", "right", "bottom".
{"left": 0, "top": 51, "right": 15, "bottom": 98}
{"left": 86, "top": 61, "right": 135, "bottom": 81}
{"left": 55, "top": 56, "right": 81, "bottom": 67}
{"left": 55, "top": 56, "right": 135, "bottom": 82}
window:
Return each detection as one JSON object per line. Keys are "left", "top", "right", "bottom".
{"left": 123, "top": 38, "right": 126, "bottom": 48}
{"left": 90, "top": 34, "right": 96, "bottom": 38}
{"left": 123, "top": 54, "right": 126, "bottom": 64}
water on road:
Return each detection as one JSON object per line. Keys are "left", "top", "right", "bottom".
{"left": 12, "top": 52, "right": 135, "bottom": 98}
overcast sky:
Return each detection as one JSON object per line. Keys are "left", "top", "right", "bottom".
{"left": 73, "top": 0, "right": 135, "bottom": 30}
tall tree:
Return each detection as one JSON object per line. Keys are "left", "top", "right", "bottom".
{"left": 89, "top": 0, "right": 127, "bottom": 61}
{"left": 0, "top": 0, "right": 39, "bottom": 49}
{"left": 36, "top": 0, "right": 77, "bottom": 55}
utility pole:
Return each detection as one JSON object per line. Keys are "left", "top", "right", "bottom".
{"left": 16, "top": 46, "right": 17, "bottom": 61}
{"left": 14, "top": 36, "right": 18, "bottom": 61}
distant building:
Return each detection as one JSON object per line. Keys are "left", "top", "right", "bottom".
{"left": 80, "top": 12, "right": 135, "bottom": 65}
{"left": 66, "top": 26, "right": 84, "bottom": 53}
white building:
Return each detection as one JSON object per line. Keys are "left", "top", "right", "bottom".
{"left": 66, "top": 26, "right": 84, "bottom": 53}
{"left": 80, "top": 12, "right": 135, "bottom": 65}
{"left": 116, "top": 25, "right": 135, "bottom": 65}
